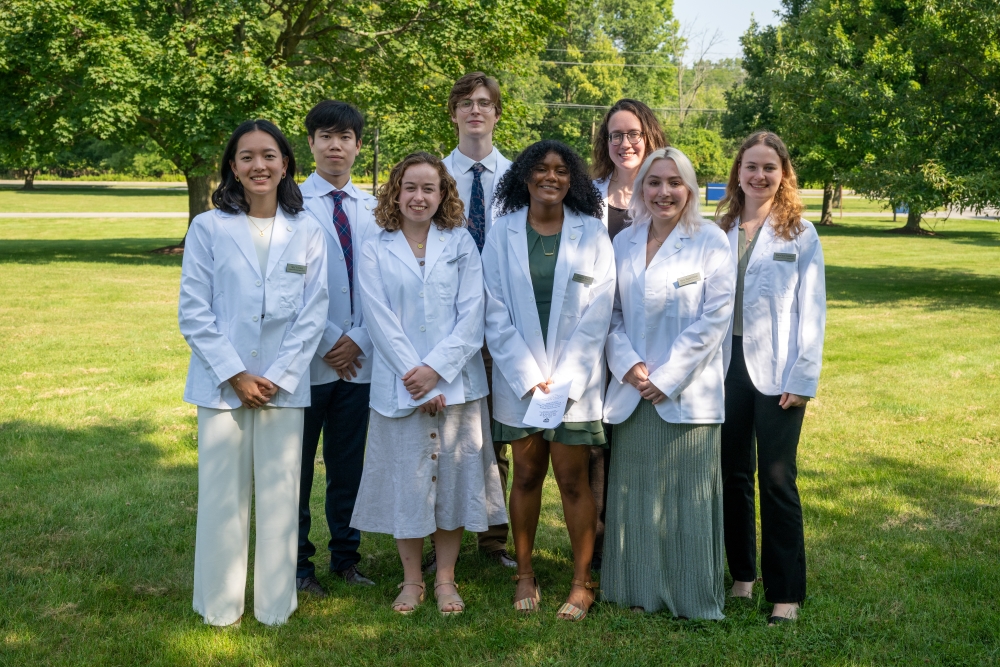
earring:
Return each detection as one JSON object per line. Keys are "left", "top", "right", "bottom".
{"left": 282, "top": 172, "right": 286, "bottom": 178}
{"left": 235, "top": 175, "right": 240, "bottom": 183}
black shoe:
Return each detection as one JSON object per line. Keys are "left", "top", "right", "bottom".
{"left": 590, "top": 553, "right": 603, "bottom": 571}
{"left": 484, "top": 548, "right": 517, "bottom": 568}
{"left": 423, "top": 549, "right": 438, "bottom": 574}
{"left": 296, "top": 575, "right": 328, "bottom": 598}
{"left": 334, "top": 564, "right": 375, "bottom": 586}
{"left": 767, "top": 615, "right": 795, "bottom": 626}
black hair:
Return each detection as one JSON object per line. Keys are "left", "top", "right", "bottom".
{"left": 212, "top": 119, "right": 304, "bottom": 216}
{"left": 495, "top": 140, "right": 603, "bottom": 219}
{"left": 305, "top": 100, "right": 365, "bottom": 141}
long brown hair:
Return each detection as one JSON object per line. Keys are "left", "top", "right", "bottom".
{"left": 590, "top": 99, "right": 668, "bottom": 182}
{"left": 716, "top": 131, "right": 804, "bottom": 240}
{"left": 374, "top": 152, "right": 466, "bottom": 232}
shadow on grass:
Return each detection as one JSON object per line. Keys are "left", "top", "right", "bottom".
{"left": 827, "top": 265, "right": 1000, "bottom": 309}
{"left": 0, "top": 239, "right": 184, "bottom": 266}
{"left": 815, "top": 219, "right": 1000, "bottom": 247}
{"left": 0, "top": 185, "right": 187, "bottom": 197}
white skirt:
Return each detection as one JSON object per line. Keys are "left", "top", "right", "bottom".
{"left": 351, "top": 398, "right": 508, "bottom": 539}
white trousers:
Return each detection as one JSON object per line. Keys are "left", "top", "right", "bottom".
{"left": 192, "top": 405, "right": 304, "bottom": 626}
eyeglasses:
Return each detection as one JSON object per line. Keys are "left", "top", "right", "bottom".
{"left": 456, "top": 99, "right": 496, "bottom": 113}
{"left": 608, "top": 131, "right": 644, "bottom": 146}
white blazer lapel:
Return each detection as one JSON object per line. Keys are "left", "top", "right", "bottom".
{"left": 546, "top": 208, "right": 585, "bottom": 357}
{"left": 746, "top": 216, "right": 776, "bottom": 270}
{"left": 422, "top": 227, "right": 448, "bottom": 277}
{"left": 646, "top": 223, "right": 688, "bottom": 272}
{"left": 221, "top": 211, "right": 262, "bottom": 278}
{"left": 386, "top": 230, "right": 423, "bottom": 281}
{"left": 265, "top": 208, "right": 294, "bottom": 279}
{"left": 629, "top": 220, "right": 648, "bottom": 282}
{"left": 507, "top": 209, "right": 532, "bottom": 286}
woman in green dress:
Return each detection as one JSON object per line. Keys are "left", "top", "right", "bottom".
{"left": 482, "top": 140, "right": 616, "bottom": 621}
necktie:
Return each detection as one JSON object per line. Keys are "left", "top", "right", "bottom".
{"left": 330, "top": 190, "right": 354, "bottom": 311}
{"left": 468, "top": 162, "right": 487, "bottom": 252}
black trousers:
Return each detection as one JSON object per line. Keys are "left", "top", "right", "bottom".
{"left": 297, "top": 380, "right": 371, "bottom": 578}
{"left": 721, "top": 336, "right": 807, "bottom": 603}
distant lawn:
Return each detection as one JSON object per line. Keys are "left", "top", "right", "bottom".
{"left": 0, "top": 186, "right": 188, "bottom": 214}
{"left": 0, "top": 211, "right": 998, "bottom": 665}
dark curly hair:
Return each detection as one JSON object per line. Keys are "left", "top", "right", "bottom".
{"left": 212, "top": 119, "right": 304, "bottom": 216}
{"left": 495, "top": 140, "right": 603, "bottom": 219}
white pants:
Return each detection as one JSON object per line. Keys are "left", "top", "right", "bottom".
{"left": 193, "top": 405, "right": 304, "bottom": 626}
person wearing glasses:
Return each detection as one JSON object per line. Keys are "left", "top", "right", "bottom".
{"left": 430, "top": 72, "right": 515, "bottom": 572}
{"left": 587, "top": 100, "right": 668, "bottom": 570}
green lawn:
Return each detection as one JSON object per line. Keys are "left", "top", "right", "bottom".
{"left": 0, "top": 185, "right": 188, "bottom": 213}
{"left": 1, "top": 210, "right": 998, "bottom": 665}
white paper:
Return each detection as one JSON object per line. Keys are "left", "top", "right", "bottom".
{"left": 396, "top": 373, "right": 466, "bottom": 410}
{"left": 522, "top": 378, "right": 572, "bottom": 429}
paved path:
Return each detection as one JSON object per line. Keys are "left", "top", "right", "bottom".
{"left": 0, "top": 212, "right": 188, "bottom": 219}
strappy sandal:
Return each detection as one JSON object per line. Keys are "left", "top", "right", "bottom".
{"left": 433, "top": 580, "right": 465, "bottom": 616}
{"left": 512, "top": 571, "right": 541, "bottom": 613}
{"left": 392, "top": 581, "right": 426, "bottom": 615}
{"left": 556, "top": 579, "right": 596, "bottom": 621}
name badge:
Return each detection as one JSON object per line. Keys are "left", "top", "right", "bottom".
{"left": 677, "top": 272, "right": 701, "bottom": 287}
{"left": 773, "top": 252, "right": 797, "bottom": 262}
{"left": 572, "top": 273, "right": 594, "bottom": 285}
{"left": 285, "top": 263, "right": 307, "bottom": 274}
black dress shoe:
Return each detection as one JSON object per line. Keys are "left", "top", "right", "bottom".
{"left": 335, "top": 564, "right": 375, "bottom": 586}
{"left": 767, "top": 615, "right": 794, "bottom": 626}
{"left": 590, "top": 553, "right": 603, "bottom": 571}
{"left": 484, "top": 548, "right": 517, "bottom": 568}
{"left": 296, "top": 575, "right": 328, "bottom": 598}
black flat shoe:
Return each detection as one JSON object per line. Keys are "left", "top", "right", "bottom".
{"left": 334, "top": 564, "right": 375, "bottom": 586}
{"left": 767, "top": 615, "right": 794, "bottom": 626}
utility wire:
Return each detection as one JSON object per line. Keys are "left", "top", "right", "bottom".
{"left": 540, "top": 60, "right": 675, "bottom": 69}
{"left": 535, "top": 102, "right": 726, "bottom": 113}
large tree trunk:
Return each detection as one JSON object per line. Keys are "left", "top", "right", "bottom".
{"left": 22, "top": 169, "right": 37, "bottom": 190}
{"left": 819, "top": 180, "right": 835, "bottom": 225}
{"left": 889, "top": 208, "right": 933, "bottom": 235}
{"left": 151, "top": 171, "right": 214, "bottom": 254}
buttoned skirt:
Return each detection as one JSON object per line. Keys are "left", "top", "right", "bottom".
{"left": 350, "top": 398, "right": 508, "bottom": 539}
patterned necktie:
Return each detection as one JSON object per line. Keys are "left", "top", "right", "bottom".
{"left": 330, "top": 190, "right": 354, "bottom": 311}
{"left": 468, "top": 162, "right": 487, "bottom": 252}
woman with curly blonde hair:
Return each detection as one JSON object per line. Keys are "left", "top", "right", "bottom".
{"left": 715, "top": 131, "right": 826, "bottom": 625}
{"left": 350, "top": 152, "right": 508, "bottom": 615}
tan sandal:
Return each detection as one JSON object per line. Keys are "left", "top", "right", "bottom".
{"left": 433, "top": 580, "right": 465, "bottom": 616}
{"left": 392, "top": 581, "right": 426, "bottom": 615}
{"left": 512, "top": 571, "right": 542, "bottom": 613}
{"left": 556, "top": 579, "right": 596, "bottom": 621}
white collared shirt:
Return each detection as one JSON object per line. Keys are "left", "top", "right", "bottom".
{"left": 450, "top": 146, "right": 499, "bottom": 218}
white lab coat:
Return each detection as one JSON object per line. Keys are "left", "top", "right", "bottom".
{"left": 604, "top": 219, "right": 735, "bottom": 424}
{"left": 179, "top": 208, "right": 330, "bottom": 409}
{"left": 594, "top": 176, "right": 611, "bottom": 228}
{"left": 721, "top": 217, "right": 826, "bottom": 397}
{"left": 483, "top": 207, "right": 616, "bottom": 426}
{"left": 358, "top": 226, "right": 488, "bottom": 418}
{"left": 443, "top": 146, "right": 512, "bottom": 236}
{"left": 300, "top": 173, "right": 379, "bottom": 385}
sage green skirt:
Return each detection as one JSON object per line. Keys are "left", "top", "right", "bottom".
{"left": 492, "top": 420, "right": 607, "bottom": 447}
{"left": 602, "top": 400, "right": 725, "bottom": 619}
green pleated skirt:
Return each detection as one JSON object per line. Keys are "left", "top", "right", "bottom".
{"left": 602, "top": 400, "right": 725, "bottom": 619}
{"left": 492, "top": 420, "right": 607, "bottom": 447}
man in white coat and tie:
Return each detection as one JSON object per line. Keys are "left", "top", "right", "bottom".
{"left": 433, "top": 72, "right": 515, "bottom": 570}
{"left": 295, "top": 101, "right": 379, "bottom": 594}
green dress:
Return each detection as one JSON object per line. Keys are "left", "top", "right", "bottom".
{"left": 492, "top": 221, "right": 606, "bottom": 447}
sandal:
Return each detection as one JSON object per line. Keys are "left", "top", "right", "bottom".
{"left": 512, "top": 571, "right": 542, "bottom": 613}
{"left": 433, "top": 580, "right": 465, "bottom": 616}
{"left": 556, "top": 579, "right": 596, "bottom": 622}
{"left": 392, "top": 581, "right": 426, "bottom": 615}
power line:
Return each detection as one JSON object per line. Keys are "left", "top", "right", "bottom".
{"left": 535, "top": 102, "right": 726, "bottom": 113}
{"left": 541, "top": 60, "right": 675, "bottom": 69}
{"left": 544, "top": 48, "right": 672, "bottom": 56}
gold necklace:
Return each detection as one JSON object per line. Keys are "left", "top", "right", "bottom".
{"left": 402, "top": 230, "right": 428, "bottom": 249}
{"left": 249, "top": 216, "right": 275, "bottom": 237}
{"left": 648, "top": 225, "right": 665, "bottom": 247}
{"left": 528, "top": 213, "right": 559, "bottom": 256}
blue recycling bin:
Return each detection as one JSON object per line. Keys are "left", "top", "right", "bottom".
{"left": 895, "top": 203, "right": 909, "bottom": 214}
{"left": 706, "top": 183, "right": 726, "bottom": 204}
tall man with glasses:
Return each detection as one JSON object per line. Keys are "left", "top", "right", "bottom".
{"left": 427, "top": 72, "right": 514, "bottom": 572}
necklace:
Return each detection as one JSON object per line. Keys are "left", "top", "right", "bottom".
{"left": 648, "top": 225, "right": 665, "bottom": 247}
{"left": 528, "top": 213, "right": 559, "bottom": 256}
{"left": 249, "top": 216, "right": 275, "bottom": 237}
{"left": 402, "top": 231, "right": 428, "bottom": 249}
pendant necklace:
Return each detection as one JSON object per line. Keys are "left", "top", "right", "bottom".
{"left": 249, "top": 216, "right": 275, "bottom": 237}
{"left": 528, "top": 213, "right": 558, "bottom": 256}
{"left": 402, "top": 231, "right": 427, "bottom": 249}
{"left": 648, "top": 225, "right": 665, "bottom": 248}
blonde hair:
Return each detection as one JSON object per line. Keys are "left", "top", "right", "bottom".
{"left": 715, "top": 130, "right": 804, "bottom": 240}
{"left": 628, "top": 148, "right": 704, "bottom": 235}
{"left": 374, "top": 152, "right": 466, "bottom": 232}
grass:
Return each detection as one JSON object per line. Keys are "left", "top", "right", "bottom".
{"left": 0, "top": 186, "right": 188, "bottom": 214}
{"left": 0, "top": 202, "right": 998, "bottom": 665}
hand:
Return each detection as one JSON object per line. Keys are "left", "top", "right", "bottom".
{"left": 637, "top": 379, "right": 667, "bottom": 405}
{"left": 323, "top": 335, "right": 364, "bottom": 380}
{"left": 623, "top": 362, "right": 650, "bottom": 389}
{"left": 779, "top": 392, "right": 809, "bottom": 409}
{"left": 402, "top": 365, "right": 441, "bottom": 400}
{"left": 529, "top": 378, "right": 554, "bottom": 395}
{"left": 228, "top": 372, "right": 276, "bottom": 409}
{"left": 418, "top": 395, "right": 446, "bottom": 416}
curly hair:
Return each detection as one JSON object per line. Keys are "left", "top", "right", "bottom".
{"left": 495, "top": 140, "right": 603, "bottom": 219}
{"left": 374, "top": 152, "right": 466, "bottom": 232}
{"left": 590, "top": 99, "right": 668, "bottom": 182}
{"left": 715, "top": 130, "right": 805, "bottom": 240}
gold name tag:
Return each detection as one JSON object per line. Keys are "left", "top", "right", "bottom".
{"left": 285, "top": 263, "right": 307, "bottom": 274}
{"left": 773, "top": 252, "right": 797, "bottom": 262}
{"left": 677, "top": 272, "right": 701, "bottom": 287}
{"left": 572, "top": 273, "right": 594, "bottom": 285}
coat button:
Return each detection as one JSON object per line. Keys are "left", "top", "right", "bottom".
{"left": 570, "top": 234, "right": 577, "bottom": 240}
{"left": 535, "top": 329, "right": 540, "bottom": 336}
{"left": 344, "top": 320, "right": 351, "bottom": 327}
{"left": 419, "top": 325, "right": 426, "bottom": 332}
{"left": 342, "top": 287, "right": 348, "bottom": 293}
{"left": 419, "top": 291, "right": 424, "bottom": 297}
{"left": 252, "top": 315, "right": 259, "bottom": 322}
{"left": 675, "top": 242, "right": 682, "bottom": 249}
{"left": 439, "top": 236, "right": 444, "bottom": 241}
{"left": 286, "top": 226, "right": 293, "bottom": 232}
{"left": 365, "top": 204, "right": 371, "bottom": 210}
{"left": 255, "top": 280, "right": 261, "bottom": 286}
{"left": 337, "top": 254, "right": 343, "bottom": 260}
{"left": 430, "top": 433, "right": 437, "bottom": 439}
{"left": 640, "top": 333, "right": 645, "bottom": 338}
{"left": 251, "top": 350, "right": 258, "bottom": 357}
{"left": 432, "top": 476, "right": 437, "bottom": 482}
{"left": 431, "top": 453, "right": 437, "bottom": 460}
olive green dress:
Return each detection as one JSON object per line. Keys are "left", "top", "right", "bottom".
{"left": 492, "top": 222, "right": 606, "bottom": 447}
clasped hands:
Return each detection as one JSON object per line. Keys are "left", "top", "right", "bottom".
{"left": 402, "top": 365, "right": 445, "bottom": 416}
{"left": 323, "top": 335, "right": 364, "bottom": 380}
{"left": 623, "top": 362, "right": 666, "bottom": 404}
{"left": 228, "top": 372, "right": 277, "bottom": 409}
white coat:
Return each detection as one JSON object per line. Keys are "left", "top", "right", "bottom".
{"left": 722, "top": 217, "right": 826, "bottom": 397}
{"left": 358, "top": 226, "right": 488, "bottom": 418}
{"left": 179, "top": 207, "right": 330, "bottom": 409}
{"left": 594, "top": 176, "right": 611, "bottom": 228}
{"left": 483, "top": 207, "right": 616, "bottom": 426}
{"left": 300, "top": 173, "right": 379, "bottom": 385}
{"left": 443, "top": 147, "right": 512, "bottom": 236}
{"left": 604, "top": 219, "right": 736, "bottom": 424}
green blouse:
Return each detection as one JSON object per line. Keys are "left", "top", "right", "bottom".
{"left": 525, "top": 221, "right": 561, "bottom": 346}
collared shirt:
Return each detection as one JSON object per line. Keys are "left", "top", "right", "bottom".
{"left": 305, "top": 174, "right": 364, "bottom": 212}
{"left": 450, "top": 146, "right": 499, "bottom": 221}
{"left": 733, "top": 222, "right": 762, "bottom": 336}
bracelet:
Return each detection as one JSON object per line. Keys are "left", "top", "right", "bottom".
{"left": 229, "top": 372, "right": 245, "bottom": 388}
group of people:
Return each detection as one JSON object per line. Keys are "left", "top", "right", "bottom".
{"left": 177, "top": 72, "right": 827, "bottom": 628}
